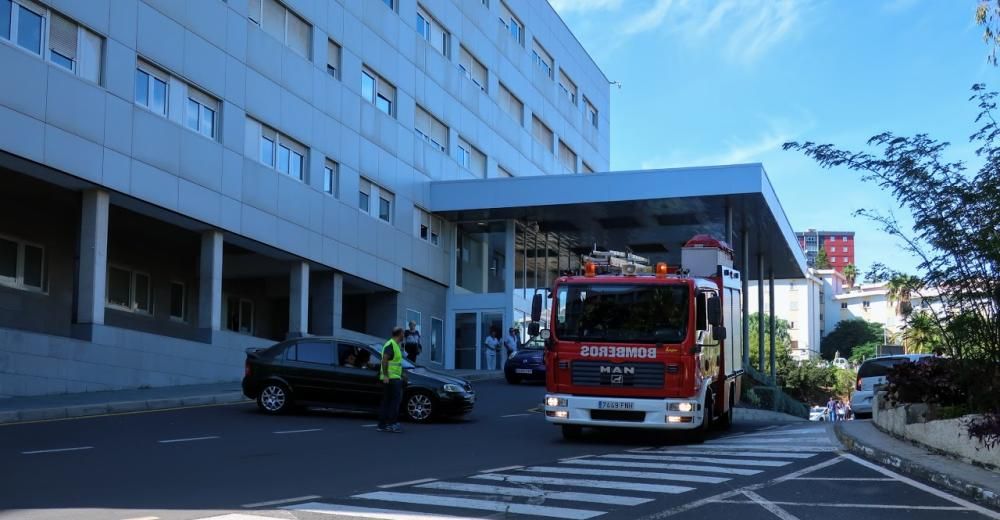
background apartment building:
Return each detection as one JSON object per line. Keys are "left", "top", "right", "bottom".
{"left": 0, "top": 0, "right": 610, "bottom": 395}
{"left": 796, "top": 229, "right": 855, "bottom": 273}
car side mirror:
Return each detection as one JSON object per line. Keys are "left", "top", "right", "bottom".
{"left": 714, "top": 326, "right": 727, "bottom": 341}
{"left": 707, "top": 297, "right": 722, "bottom": 327}
{"left": 530, "top": 293, "right": 543, "bottom": 323}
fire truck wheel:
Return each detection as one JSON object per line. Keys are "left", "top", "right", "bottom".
{"left": 561, "top": 424, "right": 584, "bottom": 440}
{"left": 716, "top": 388, "right": 734, "bottom": 430}
{"left": 692, "top": 394, "right": 713, "bottom": 443}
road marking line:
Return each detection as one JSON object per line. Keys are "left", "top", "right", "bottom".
{"left": 561, "top": 458, "right": 761, "bottom": 476}
{"left": 477, "top": 464, "right": 523, "bottom": 473}
{"left": 710, "top": 437, "right": 832, "bottom": 445}
{"left": 417, "top": 481, "right": 652, "bottom": 506}
{"left": 524, "top": 465, "right": 730, "bottom": 484}
{"left": 501, "top": 413, "right": 532, "bottom": 417}
{"left": 378, "top": 478, "right": 438, "bottom": 489}
{"left": 642, "top": 449, "right": 817, "bottom": 459}
{"left": 742, "top": 490, "right": 801, "bottom": 520}
{"left": 600, "top": 454, "right": 791, "bottom": 467}
{"left": 121, "top": 517, "right": 159, "bottom": 520}
{"left": 841, "top": 453, "right": 1000, "bottom": 520}
{"left": 283, "top": 502, "right": 477, "bottom": 519}
{"left": 243, "top": 495, "right": 322, "bottom": 508}
{"left": 632, "top": 453, "right": 846, "bottom": 519}
{"left": 21, "top": 446, "right": 94, "bottom": 455}
{"left": 354, "top": 490, "right": 605, "bottom": 519}
{"left": 559, "top": 454, "right": 594, "bottom": 461}
{"left": 694, "top": 444, "right": 834, "bottom": 452}
{"left": 273, "top": 428, "right": 323, "bottom": 434}
{"left": 714, "top": 499, "right": 970, "bottom": 510}
{"left": 157, "top": 435, "right": 219, "bottom": 444}
{"left": 789, "top": 477, "right": 894, "bottom": 481}
{"left": 361, "top": 424, "right": 378, "bottom": 428}
{"left": 473, "top": 473, "right": 693, "bottom": 494}
{"left": 0, "top": 401, "right": 247, "bottom": 427}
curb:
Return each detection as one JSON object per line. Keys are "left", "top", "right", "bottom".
{"left": 835, "top": 422, "right": 1000, "bottom": 510}
{"left": 0, "top": 392, "right": 249, "bottom": 425}
{"left": 734, "top": 406, "right": 808, "bottom": 424}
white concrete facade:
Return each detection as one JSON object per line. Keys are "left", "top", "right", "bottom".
{"left": 748, "top": 273, "right": 823, "bottom": 361}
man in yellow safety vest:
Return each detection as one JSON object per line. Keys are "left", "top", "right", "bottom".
{"left": 377, "top": 327, "right": 406, "bottom": 433}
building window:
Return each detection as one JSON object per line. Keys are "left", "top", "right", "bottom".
{"left": 558, "top": 140, "right": 576, "bottom": 173}
{"left": 415, "top": 207, "right": 442, "bottom": 245}
{"left": 842, "top": 247, "right": 848, "bottom": 252}
{"left": 843, "top": 257, "right": 848, "bottom": 263}
{"left": 169, "top": 281, "right": 185, "bottom": 321}
{"left": 558, "top": 70, "right": 577, "bottom": 104}
{"left": 248, "top": 0, "right": 311, "bottom": 58}
{"left": 498, "top": 83, "right": 523, "bottom": 124}
{"left": 378, "top": 191, "right": 393, "bottom": 223}
{"left": 498, "top": 2, "right": 522, "bottom": 46}
{"left": 106, "top": 266, "right": 151, "bottom": 314}
{"left": 326, "top": 39, "right": 341, "bottom": 79}
{"left": 842, "top": 235, "right": 848, "bottom": 241}
{"left": 381, "top": 0, "right": 395, "bottom": 11}
{"left": 14, "top": 6, "right": 104, "bottom": 83}
{"left": 584, "top": 97, "right": 598, "bottom": 128}
{"left": 361, "top": 67, "right": 395, "bottom": 117}
{"left": 135, "top": 60, "right": 168, "bottom": 116}
{"left": 532, "top": 116, "right": 553, "bottom": 151}
{"left": 789, "top": 321, "right": 796, "bottom": 330}
{"left": 0, "top": 235, "right": 44, "bottom": 292}
{"left": 186, "top": 87, "right": 218, "bottom": 139}
{"left": 416, "top": 6, "right": 448, "bottom": 57}
{"left": 360, "top": 178, "right": 394, "bottom": 223}
{"left": 359, "top": 178, "right": 370, "bottom": 213}
{"left": 532, "top": 40, "right": 553, "bottom": 79}
{"left": 841, "top": 302, "right": 848, "bottom": 309}
{"left": 459, "top": 46, "right": 487, "bottom": 91}
{"left": 226, "top": 296, "right": 254, "bottom": 334}
{"left": 582, "top": 162, "right": 594, "bottom": 174}
{"left": 862, "top": 300, "right": 871, "bottom": 309}
{"left": 246, "top": 117, "right": 306, "bottom": 181}
{"left": 498, "top": 165, "right": 513, "bottom": 178}
{"left": 415, "top": 105, "right": 448, "bottom": 153}
{"left": 456, "top": 137, "right": 486, "bottom": 177}
{"left": 323, "top": 160, "right": 338, "bottom": 196}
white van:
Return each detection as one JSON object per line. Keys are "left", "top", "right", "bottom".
{"left": 850, "top": 354, "right": 933, "bottom": 417}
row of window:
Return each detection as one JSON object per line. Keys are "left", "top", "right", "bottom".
{"left": 105, "top": 265, "right": 187, "bottom": 321}
{"left": 828, "top": 246, "right": 851, "bottom": 253}
{"left": 1, "top": 0, "right": 102, "bottom": 82}
{"left": 135, "top": 59, "right": 218, "bottom": 139}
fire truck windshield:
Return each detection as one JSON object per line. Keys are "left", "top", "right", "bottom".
{"left": 555, "top": 284, "right": 689, "bottom": 344}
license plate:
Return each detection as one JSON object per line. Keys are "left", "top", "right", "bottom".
{"left": 598, "top": 401, "right": 634, "bottom": 410}
{"left": 515, "top": 369, "right": 533, "bottom": 374}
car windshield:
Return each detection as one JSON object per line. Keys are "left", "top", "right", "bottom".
{"left": 521, "top": 339, "right": 545, "bottom": 350}
{"left": 367, "top": 344, "right": 417, "bottom": 369}
{"left": 555, "top": 283, "right": 689, "bottom": 343}
{"left": 858, "top": 357, "right": 913, "bottom": 379}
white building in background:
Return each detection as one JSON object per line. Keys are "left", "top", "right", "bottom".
{"left": 836, "top": 282, "right": 898, "bottom": 340}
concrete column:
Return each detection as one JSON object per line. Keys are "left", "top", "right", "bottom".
{"left": 309, "top": 271, "right": 341, "bottom": 336}
{"left": 769, "top": 268, "right": 777, "bottom": 383}
{"left": 741, "top": 228, "right": 750, "bottom": 366}
{"left": 757, "top": 253, "right": 765, "bottom": 372}
{"left": 288, "top": 261, "right": 309, "bottom": 337}
{"left": 333, "top": 273, "right": 344, "bottom": 334}
{"left": 78, "top": 190, "right": 109, "bottom": 325}
{"left": 198, "top": 230, "right": 223, "bottom": 332}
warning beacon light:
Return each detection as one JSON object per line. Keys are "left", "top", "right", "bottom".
{"left": 584, "top": 261, "right": 597, "bottom": 277}
{"left": 655, "top": 262, "right": 669, "bottom": 278}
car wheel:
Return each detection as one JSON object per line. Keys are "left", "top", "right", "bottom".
{"left": 561, "top": 424, "right": 583, "bottom": 441}
{"left": 505, "top": 374, "right": 520, "bottom": 384}
{"left": 257, "top": 382, "right": 291, "bottom": 414}
{"left": 404, "top": 391, "right": 435, "bottom": 423}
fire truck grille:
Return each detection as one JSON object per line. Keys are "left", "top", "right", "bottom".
{"left": 590, "top": 410, "right": 646, "bottom": 422}
{"left": 571, "top": 360, "right": 665, "bottom": 388}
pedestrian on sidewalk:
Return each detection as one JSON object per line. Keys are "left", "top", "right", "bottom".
{"left": 377, "top": 327, "right": 406, "bottom": 433}
{"left": 484, "top": 327, "right": 502, "bottom": 370}
{"left": 837, "top": 400, "right": 847, "bottom": 422}
{"left": 403, "top": 320, "right": 422, "bottom": 364}
{"left": 827, "top": 397, "right": 838, "bottom": 422}
{"left": 845, "top": 400, "right": 853, "bottom": 420}
{"left": 503, "top": 327, "right": 521, "bottom": 358}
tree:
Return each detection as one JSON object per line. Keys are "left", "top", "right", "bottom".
{"left": 819, "top": 319, "right": 884, "bottom": 360}
{"left": 978, "top": 1, "right": 1000, "bottom": 65}
{"left": 784, "top": 85, "right": 1000, "bottom": 365}
{"left": 903, "top": 312, "right": 943, "bottom": 354}
{"left": 843, "top": 264, "right": 858, "bottom": 287}
{"left": 747, "top": 312, "right": 792, "bottom": 375}
{"left": 849, "top": 341, "right": 880, "bottom": 364}
{"left": 887, "top": 273, "right": 922, "bottom": 316}
{"left": 814, "top": 248, "right": 831, "bottom": 269}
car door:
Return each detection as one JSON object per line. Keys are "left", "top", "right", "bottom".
{"left": 354, "top": 344, "right": 391, "bottom": 406}
{"left": 283, "top": 339, "right": 337, "bottom": 403}
{"left": 323, "top": 342, "right": 377, "bottom": 407}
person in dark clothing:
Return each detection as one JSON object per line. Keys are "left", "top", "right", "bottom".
{"left": 403, "top": 320, "right": 422, "bottom": 363}
{"left": 377, "top": 327, "right": 406, "bottom": 433}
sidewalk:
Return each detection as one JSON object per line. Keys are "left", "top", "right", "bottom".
{"left": 0, "top": 369, "right": 503, "bottom": 425}
{"left": 836, "top": 419, "right": 1000, "bottom": 510}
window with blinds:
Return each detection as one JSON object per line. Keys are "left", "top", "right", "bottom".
{"left": 48, "top": 11, "right": 76, "bottom": 67}
{"left": 582, "top": 161, "right": 595, "bottom": 174}
{"left": 559, "top": 70, "right": 577, "bottom": 105}
{"left": 532, "top": 40, "right": 553, "bottom": 79}
{"left": 362, "top": 66, "right": 396, "bottom": 117}
{"left": 532, "top": 116, "right": 553, "bottom": 151}
{"left": 327, "top": 39, "right": 341, "bottom": 79}
{"left": 558, "top": 140, "right": 577, "bottom": 173}
{"left": 249, "top": 0, "right": 311, "bottom": 59}
{"left": 1, "top": 3, "right": 103, "bottom": 83}
{"left": 415, "top": 105, "right": 448, "bottom": 153}
{"left": 416, "top": 6, "right": 448, "bottom": 57}
{"left": 585, "top": 96, "right": 599, "bottom": 128}
{"left": 499, "top": 83, "right": 523, "bottom": 125}
{"left": 459, "top": 46, "right": 487, "bottom": 92}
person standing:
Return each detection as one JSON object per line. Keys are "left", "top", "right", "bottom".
{"left": 827, "top": 397, "right": 837, "bottom": 422}
{"left": 484, "top": 327, "right": 501, "bottom": 370}
{"left": 503, "top": 327, "right": 521, "bottom": 358}
{"left": 403, "top": 320, "right": 422, "bottom": 363}
{"left": 836, "top": 400, "right": 846, "bottom": 422}
{"left": 377, "top": 327, "right": 406, "bottom": 433}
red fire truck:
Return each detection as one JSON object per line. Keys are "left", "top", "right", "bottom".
{"left": 529, "top": 235, "right": 744, "bottom": 441}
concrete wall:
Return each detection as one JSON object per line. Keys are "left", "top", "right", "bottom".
{"left": 398, "top": 270, "right": 447, "bottom": 365}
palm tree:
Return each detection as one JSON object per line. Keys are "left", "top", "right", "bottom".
{"left": 843, "top": 264, "right": 858, "bottom": 287}
{"left": 887, "top": 273, "right": 921, "bottom": 316}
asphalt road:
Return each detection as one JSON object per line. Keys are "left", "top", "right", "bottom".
{"left": 0, "top": 379, "right": 997, "bottom": 520}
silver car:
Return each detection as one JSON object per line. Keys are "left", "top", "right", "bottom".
{"left": 850, "top": 354, "right": 933, "bottom": 417}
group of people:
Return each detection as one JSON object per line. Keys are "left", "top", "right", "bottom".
{"left": 826, "top": 397, "right": 853, "bottom": 422}
{"left": 483, "top": 326, "right": 524, "bottom": 370}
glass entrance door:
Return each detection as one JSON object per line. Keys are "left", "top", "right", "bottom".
{"left": 480, "top": 311, "right": 504, "bottom": 371}
{"left": 453, "top": 310, "right": 505, "bottom": 370}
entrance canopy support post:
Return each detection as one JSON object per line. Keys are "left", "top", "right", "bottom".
{"left": 769, "top": 268, "right": 777, "bottom": 385}
{"left": 741, "top": 228, "right": 750, "bottom": 367}
{"left": 757, "top": 253, "right": 765, "bottom": 372}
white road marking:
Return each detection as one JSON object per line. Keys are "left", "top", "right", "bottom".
{"left": 714, "top": 499, "right": 971, "bottom": 511}
{"left": 196, "top": 515, "right": 288, "bottom": 520}
{"left": 477, "top": 464, "right": 524, "bottom": 473}
{"left": 501, "top": 413, "right": 532, "bottom": 417}
{"left": 559, "top": 454, "right": 594, "bottom": 461}
{"left": 273, "top": 428, "right": 323, "bottom": 434}
{"left": 600, "top": 453, "right": 791, "bottom": 467}
{"left": 417, "top": 481, "right": 652, "bottom": 506}
{"left": 789, "top": 477, "right": 894, "bottom": 481}
{"left": 741, "top": 490, "right": 801, "bottom": 520}
{"left": 283, "top": 502, "right": 477, "bottom": 519}
{"left": 642, "top": 449, "right": 817, "bottom": 459}
{"left": 21, "top": 446, "right": 94, "bottom": 455}
{"left": 694, "top": 444, "right": 834, "bottom": 452}
{"left": 561, "top": 458, "right": 761, "bottom": 476}
{"left": 378, "top": 478, "right": 438, "bottom": 489}
{"left": 474, "top": 472, "right": 694, "bottom": 494}
{"left": 841, "top": 453, "right": 1000, "bottom": 520}
{"left": 708, "top": 437, "right": 832, "bottom": 445}
{"left": 242, "top": 495, "right": 323, "bottom": 508}
{"left": 523, "top": 465, "right": 730, "bottom": 484}
{"left": 354, "top": 491, "right": 605, "bottom": 519}
{"left": 361, "top": 424, "right": 378, "bottom": 428}
{"left": 121, "top": 517, "right": 160, "bottom": 520}
{"left": 158, "top": 436, "right": 219, "bottom": 444}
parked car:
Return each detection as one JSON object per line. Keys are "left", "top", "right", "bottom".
{"left": 242, "top": 337, "right": 475, "bottom": 422}
{"left": 832, "top": 357, "right": 849, "bottom": 370}
{"left": 503, "top": 339, "right": 545, "bottom": 384}
{"left": 809, "top": 405, "right": 828, "bottom": 421}
{"left": 850, "top": 354, "right": 934, "bottom": 417}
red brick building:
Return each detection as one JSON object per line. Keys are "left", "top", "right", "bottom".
{"left": 795, "top": 229, "right": 855, "bottom": 273}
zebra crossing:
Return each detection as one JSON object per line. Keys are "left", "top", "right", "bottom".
{"left": 208, "top": 424, "right": 837, "bottom": 520}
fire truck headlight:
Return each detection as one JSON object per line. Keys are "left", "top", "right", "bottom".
{"left": 546, "top": 397, "right": 567, "bottom": 407}
{"left": 554, "top": 410, "right": 569, "bottom": 419}
{"left": 667, "top": 415, "right": 682, "bottom": 423}
{"left": 668, "top": 402, "right": 696, "bottom": 412}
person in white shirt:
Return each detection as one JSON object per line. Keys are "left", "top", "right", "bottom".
{"left": 484, "top": 327, "right": 502, "bottom": 370}
{"left": 503, "top": 327, "right": 521, "bottom": 358}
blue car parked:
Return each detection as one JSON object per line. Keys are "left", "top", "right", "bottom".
{"left": 504, "top": 340, "right": 545, "bottom": 384}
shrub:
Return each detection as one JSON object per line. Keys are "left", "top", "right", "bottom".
{"left": 966, "top": 413, "right": 1000, "bottom": 451}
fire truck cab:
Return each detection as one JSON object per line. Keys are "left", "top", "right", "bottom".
{"left": 532, "top": 235, "right": 744, "bottom": 441}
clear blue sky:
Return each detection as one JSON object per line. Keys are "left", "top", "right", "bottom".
{"left": 550, "top": 0, "right": 995, "bottom": 276}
